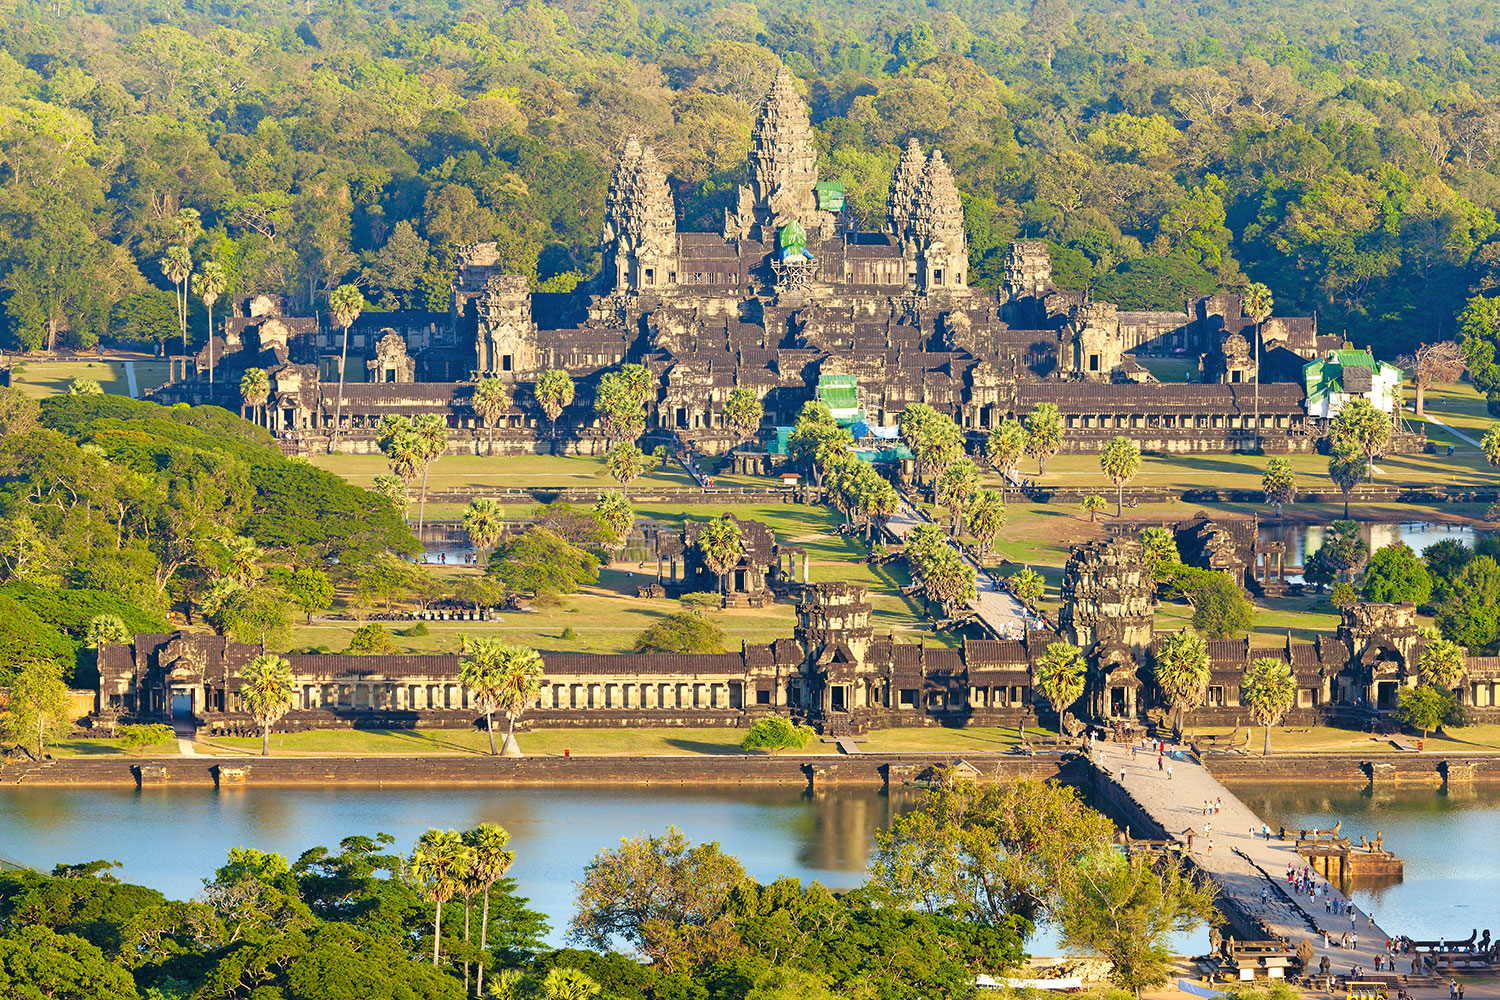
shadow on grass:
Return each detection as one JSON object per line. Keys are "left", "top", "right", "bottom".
{"left": 664, "top": 738, "right": 745, "bottom": 755}
{"left": 59, "top": 742, "right": 125, "bottom": 756}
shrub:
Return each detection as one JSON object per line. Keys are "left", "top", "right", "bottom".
{"left": 397, "top": 622, "right": 429, "bottom": 638}
{"left": 632, "top": 611, "right": 725, "bottom": 654}
{"left": 345, "top": 623, "right": 397, "bottom": 654}
{"left": 117, "top": 723, "right": 175, "bottom": 755}
{"left": 560, "top": 626, "right": 576, "bottom": 640}
{"left": 740, "top": 715, "right": 813, "bottom": 753}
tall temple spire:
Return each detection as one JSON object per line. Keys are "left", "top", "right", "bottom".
{"left": 724, "top": 65, "right": 834, "bottom": 244}
{"left": 602, "top": 137, "right": 677, "bottom": 293}
{"left": 911, "top": 149, "right": 969, "bottom": 293}
{"left": 887, "top": 138, "right": 925, "bottom": 248}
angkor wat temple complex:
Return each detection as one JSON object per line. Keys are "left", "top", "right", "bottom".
{"left": 97, "top": 529, "right": 1500, "bottom": 739}
{"left": 153, "top": 67, "right": 1389, "bottom": 457}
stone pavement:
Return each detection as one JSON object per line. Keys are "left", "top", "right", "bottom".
{"left": 1092, "top": 741, "right": 1401, "bottom": 975}
{"left": 885, "top": 499, "right": 1031, "bottom": 639}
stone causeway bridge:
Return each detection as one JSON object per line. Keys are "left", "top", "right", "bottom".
{"left": 1089, "top": 740, "right": 1399, "bottom": 976}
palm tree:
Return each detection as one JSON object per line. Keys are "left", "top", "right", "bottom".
{"left": 1079, "top": 495, "right": 1107, "bottom": 521}
{"left": 1099, "top": 435, "right": 1141, "bottom": 516}
{"left": 462, "top": 498, "right": 505, "bottom": 561}
{"left": 471, "top": 377, "right": 511, "bottom": 456}
{"left": 1241, "top": 656, "right": 1295, "bottom": 754}
{"left": 193, "top": 261, "right": 227, "bottom": 386}
{"left": 463, "top": 823, "right": 515, "bottom": 997}
{"left": 412, "top": 412, "right": 448, "bottom": 538}
{"left": 724, "top": 386, "right": 764, "bottom": 445}
{"left": 1153, "top": 630, "right": 1211, "bottom": 734}
{"left": 535, "top": 369, "right": 575, "bottom": 451}
{"left": 408, "top": 828, "right": 472, "bottom": 967}
{"left": 986, "top": 418, "right": 1029, "bottom": 499}
{"left": 696, "top": 515, "right": 745, "bottom": 595}
{"left": 222, "top": 535, "right": 265, "bottom": 586}
{"left": 239, "top": 653, "right": 296, "bottom": 757}
{"left": 543, "top": 968, "right": 602, "bottom": 1000}
{"left": 935, "top": 458, "right": 982, "bottom": 536}
{"left": 328, "top": 284, "right": 365, "bottom": 451}
{"left": 1418, "top": 638, "right": 1467, "bottom": 691}
{"left": 459, "top": 636, "right": 510, "bottom": 755}
{"left": 495, "top": 644, "right": 544, "bottom": 757}
{"left": 1033, "top": 641, "right": 1086, "bottom": 724}
{"left": 605, "top": 441, "right": 651, "bottom": 486}
{"left": 160, "top": 246, "right": 192, "bottom": 356}
{"left": 1328, "top": 449, "right": 1367, "bottom": 519}
{"left": 1242, "top": 282, "right": 1273, "bottom": 452}
{"left": 1023, "top": 402, "right": 1063, "bottom": 475}
{"left": 239, "top": 368, "right": 270, "bottom": 427}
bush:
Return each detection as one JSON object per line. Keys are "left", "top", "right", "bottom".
{"left": 560, "top": 626, "right": 576, "bottom": 640}
{"left": 677, "top": 592, "right": 721, "bottom": 611}
{"left": 632, "top": 611, "right": 725, "bottom": 654}
{"left": 117, "top": 723, "right": 174, "bottom": 755}
{"left": 345, "top": 623, "right": 397, "bottom": 654}
{"left": 740, "top": 715, "right": 813, "bottom": 753}
{"left": 396, "top": 622, "right": 429, "bottom": 637}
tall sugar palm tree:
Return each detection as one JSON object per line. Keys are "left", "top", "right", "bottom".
{"left": 463, "top": 823, "right": 515, "bottom": 998}
{"left": 193, "top": 261, "right": 227, "bottom": 385}
{"left": 605, "top": 441, "right": 651, "bottom": 486}
{"left": 239, "top": 653, "right": 295, "bottom": 757}
{"left": 495, "top": 644, "right": 544, "bottom": 757}
{"left": 461, "top": 498, "right": 505, "bottom": 561}
{"left": 1033, "top": 641, "right": 1086, "bottom": 724}
{"left": 696, "top": 515, "right": 745, "bottom": 596}
{"left": 459, "top": 636, "right": 510, "bottom": 755}
{"left": 408, "top": 828, "right": 472, "bottom": 967}
{"left": 239, "top": 368, "right": 270, "bottom": 427}
{"left": 1153, "top": 630, "right": 1211, "bottom": 734}
{"left": 1099, "top": 435, "right": 1141, "bottom": 516}
{"left": 160, "top": 245, "right": 192, "bottom": 356}
{"left": 412, "top": 412, "right": 448, "bottom": 539}
{"left": 1242, "top": 282, "right": 1273, "bottom": 452}
{"left": 1241, "top": 656, "right": 1295, "bottom": 755}
{"left": 328, "top": 284, "right": 365, "bottom": 451}
{"left": 535, "top": 368, "right": 575, "bottom": 451}
{"left": 471, "top": 377, "right": 511, "bottom": 456}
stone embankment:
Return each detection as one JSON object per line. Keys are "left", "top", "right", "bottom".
{"left": 0, "top": 751, "right": 1086, "bottom": 789}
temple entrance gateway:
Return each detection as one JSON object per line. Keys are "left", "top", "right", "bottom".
{"left": 171, "top": 691, "right": 193, "bottom": 719}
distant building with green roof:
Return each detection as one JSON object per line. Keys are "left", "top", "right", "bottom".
{"left": 1302, "top": 349, "right": 1403, "bottom": 421}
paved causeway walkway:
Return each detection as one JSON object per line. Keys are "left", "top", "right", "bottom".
{"left": 885, "top": 500, "right": 1030, "bottom": 639}
{"left": 1092, "top": 741, "right": 1400, "bottom": 975}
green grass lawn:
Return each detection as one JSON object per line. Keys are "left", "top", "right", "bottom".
{"left": 10, "top": 357, "right": 170, "bottom": 399}
{"left": 310, "top": 453, "right": 700, "bottom": 493}
{"left": 190, "top": 723, "right": 1059, "bottom": 757}
{"left": 303, "top": 502, "right": 956, "bottom": 655}
{"left": 1131, "top": 356, "right": 1200, "bottom": 382}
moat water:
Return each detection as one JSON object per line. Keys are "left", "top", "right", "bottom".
{"left": 1257, "top": 521, "right": 1482, "bottom": 568}
{"left": 1227, "top": 781, "right": 1500, "bottom": 941}
{"left": 3, "top": 782, "right": 1489, "bottom": 951}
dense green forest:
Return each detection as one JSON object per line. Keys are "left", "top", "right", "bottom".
{"left": 0, "top": 0, "right": 1499, "bottom": 359}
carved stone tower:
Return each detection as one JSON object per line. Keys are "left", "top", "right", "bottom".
{"left": 1059, "top": 537, "right": 1154, "bottom": 656}
{"left": 602, "top": 138, "right": 678, "bottom": 293}
{"left": 1004, "top": 241, "right": 1053, "bottom": 299}
{"left": 910, "top": 150, "right": 969, "bottom": 293}
{"left": 887, "top": 138, "right": 925, "bottom": 261}
{"left": 724, "top": 66, "right": 834, "bottom": 243}
{"left": 795, "top": 582, "right": 874, "bottom": 666}
{"left": 1068, "top": 300, "right": 1123, "bottom": 380}
{"left": 475, "top": 274, "right": 537, "bottom": 380}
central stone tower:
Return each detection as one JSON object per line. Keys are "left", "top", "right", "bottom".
{"left": 724, "top": 66, "right": 836, "bottom": 244}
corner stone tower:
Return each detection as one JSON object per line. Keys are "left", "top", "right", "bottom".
{"left": 1059, "top": 537, "right": 1154, "bottom": 656}
{"left": 725, "top": 66, "right": 834, "bottom": 243}
{"left": 475, "top": 274, "right": 537, "bottom": 380}
{"left": 887, "top": 138, "right": 925, "bottom": 255}
{"left": 602, "top": 138, "right": 677, "bottom": 293}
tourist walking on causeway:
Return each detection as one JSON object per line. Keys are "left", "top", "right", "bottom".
{"left": 1167, "top": 764, "right": 1174, "bottom": 780}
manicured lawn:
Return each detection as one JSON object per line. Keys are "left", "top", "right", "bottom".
{"left": 197, "top": 723, "right": 1061, "bottom": 757}
{"left": 10, "top": 358, "right": 169, "bottom": 399}
{"left": 1191, "top": 723, "right": 1500, "bottom": 755}
{"left": 1131, "top": 357, "right": 1200, "bottom": 382}
{"left": 309, "top": 453, "right": 700, "bottom": 492}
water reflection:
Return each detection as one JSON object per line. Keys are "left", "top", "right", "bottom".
{"left": 1257, "top": 521, "right": 1481, "bottom": 570}
{"left": 0, "top": 784, "right": 907, "bottom": 944}
{"left": 1226, "top": 782, "right": 1500, "bottom": 939}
